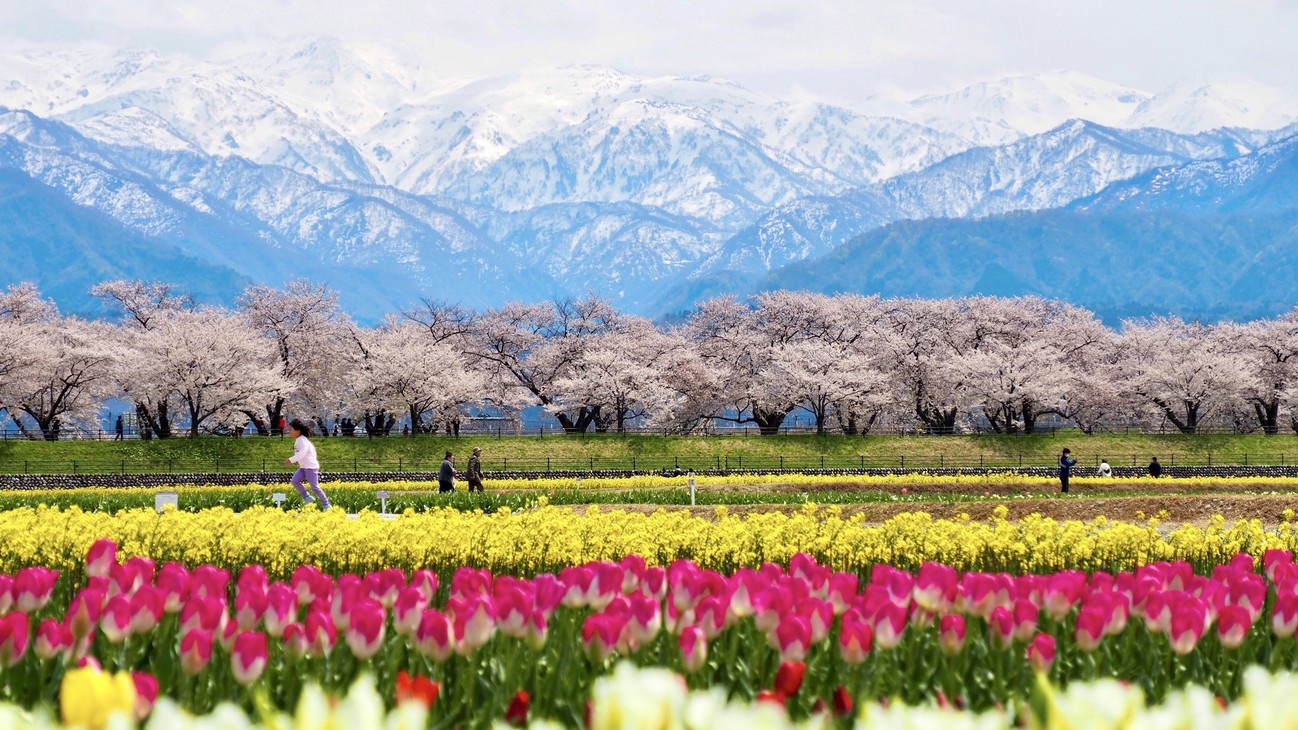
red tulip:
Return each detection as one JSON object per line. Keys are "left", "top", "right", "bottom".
{"left": 85, "top": 538, "right": 118, "bottom": 578}
{"left": 396, "top": 670, "right": 441, "bottom": 708}
{"left": 774, "top": 660, "right": 806, "bottom": 698}
{"left": 504, "top": 690, "right": 529, "bottom": 727}
{"left": 679, "top": 625, "right": 708, "bottom": 673}
{"left": 180, "top": 629, "right": 213, "bottom": 675}
{"left": 231, "top": 631, "right": 268, "bottom": 686}
{"left": 755, "top": 690, "right": 785, "bottom": 706}
{"left": 832, "top": 685, "right": 853, "bottom": 716}
{"left": 0, "top": 611, "right": 29, "bottom": 666}
{"left": 1027, "top": 633, "right": 1056, "bottom": 673}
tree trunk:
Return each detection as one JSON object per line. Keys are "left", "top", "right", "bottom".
{"left": 917, "top": 405, "right": 958, "bottom": 435}
{"left": 751, "top": 408, "right": 787, "bottom": 436}
{"left": 1254, "top": 399, "right": 1280, "bottom": 435}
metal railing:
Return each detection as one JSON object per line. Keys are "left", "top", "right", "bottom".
{"left": 0, "top": 452, "right": 1285, "bottom": 476}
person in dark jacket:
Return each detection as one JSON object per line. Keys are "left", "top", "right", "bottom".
{"left": 1059, "top": 448, "right": 1077, "bottom": 493}
{"left": 438, "top": 451, "right": 458, "bottom": 493}
{"left": 466, "top": 447, "right": 485, "bottom": 493}
{"left": 1148, "top": 457, "right": 1162, "bottom": 478}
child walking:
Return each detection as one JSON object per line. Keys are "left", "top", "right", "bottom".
{"left": 285, "top": 418, "right": 331, "bottom": 509}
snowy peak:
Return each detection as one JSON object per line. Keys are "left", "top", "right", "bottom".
{"left": 1128, "top": 76, "right": 1298, "bottom": 133}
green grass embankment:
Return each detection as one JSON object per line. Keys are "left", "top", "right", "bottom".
{"left": 1, "top": 432, "right": 1297, "bottom": 474}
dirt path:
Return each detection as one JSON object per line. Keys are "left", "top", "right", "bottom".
{"left": 569, "top": 494, "right": 1297, "bottom": 527}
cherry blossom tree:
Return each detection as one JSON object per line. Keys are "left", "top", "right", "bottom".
{"left": 0, "top": 286, "right": 116, "bottom": 440}
{"left": 1218, "top": 311, "right": 1298, "bottom": 434}
{"left": 237, "top": 280, "right": 354, "bottom": 433}
{"left": 91, "top": 280, "right": 195, "bottom": 438}
{"left": 119, "top": 309, "right": 290, "bottom": 437}
{"left": 1118, "top": 317, "right": 1250, "bottom": 433}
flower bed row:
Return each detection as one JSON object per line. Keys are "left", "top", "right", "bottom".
{"left": 9, "top": 662, "right": 1298, "bottom": 730}
{"left": 6, "top": 538, "right": 1298, "bottom": 725}
{"left": 0, "top": 504, "right": 1291, "bottom": 579}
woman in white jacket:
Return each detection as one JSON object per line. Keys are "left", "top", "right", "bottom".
{"left": 285, "top": 418, "right": 331, "bottom": 509}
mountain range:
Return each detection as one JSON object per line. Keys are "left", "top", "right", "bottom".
{"left": 1, "top": 38, "right": 1297, "bottom": 321}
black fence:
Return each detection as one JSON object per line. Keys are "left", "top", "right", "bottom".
{"left": 0, "top": 452, "right": 1289, "bottom": 476}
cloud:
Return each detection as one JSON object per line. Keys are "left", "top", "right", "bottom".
{"left": 1, "top": 0, "right": 1295, "bottom": 105}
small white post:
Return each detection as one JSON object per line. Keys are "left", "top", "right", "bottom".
{"left": 271, "top": 492, "right": 287, "bottom": 508}
{"left": 688, "top": 473, "right": 696, "bottom": 506}
{"left": 154, "top": 491, "right": 178, "bottom": 513}
{"left": 377, "top": 490, "right": 391, "bottom": 514}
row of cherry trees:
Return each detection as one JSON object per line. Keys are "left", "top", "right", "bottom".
{"left": 1, "top": 280, "right": 1296, "bottom": 439}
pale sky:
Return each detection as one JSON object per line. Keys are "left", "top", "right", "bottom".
{"left": 2, "top": 0, "right": 1296, "bottom": 103}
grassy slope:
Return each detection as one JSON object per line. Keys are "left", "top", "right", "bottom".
{"left": 2, "top": 432, "right": 1297, "bottom": 473}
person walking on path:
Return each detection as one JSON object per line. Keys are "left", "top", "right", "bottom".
{"left": 439, "top": 451, "right": 459, "bottom": 494}
{"left": 1149, "top": 457, "right": 1162, "bottom": 478}
{"left": 1059, "top": 448, "right": 1077, "bottom": 494}
{"left": 285, "top": 419, "right": 331, "bottom": 509}
{"left": 1097, "top": 458, "right": 1112, "bottom": 477}
{"left": 114, "top": 415, "right": 124, "bottom": 441}
{"left": 467, "top": 447, "right": 485, "bottom": 493}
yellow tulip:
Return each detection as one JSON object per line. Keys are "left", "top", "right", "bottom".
{"left": 60, "top": 666, "right": 136, "bottom": 730}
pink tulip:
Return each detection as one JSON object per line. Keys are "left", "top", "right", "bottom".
{"left": 532, "top": 574, "right": 566, "bottom": 617}
{"left": 450, "top": 567, "right": 493, "bottom": 601}
{"left": 1042, "top": 571, "right": 1086, "bottom": 620}
{"left": 640, "top": 567, "right": 667, "bottom": 600}
{"left": 65, "top": 588, "right": 104, "bottom": 641}
{"left": 180, "top": 629, "right": 213, "bottom": 676}
{"left": 291, "top": 565, "right": 325, "bottom": 606}
{"left": 526, "top": 610, "right": 548, "bottom": 650}
{"left": 452, "top": 594, "right": 496, "bottom": 655}
{"left": 237, "top": 565, "right": 269, "bottom": 595}
{"left": 1264, "top": 550, "right": 1293, "bottom": 583}
{"left": 34, "top": 618, "right": 72, "bottom": 661}
{"left": 415, "top": 609, "right": 456, "bottom": 662}
{"left": 411, "top": 570, "right": 439, "bottom": 602}
{"left": 180, "top": 595, "right": 225, "bottom": 636}
{"left": 1228, "top": 575, "right": 1267, "bottom": 620}
{"left": 156, "top": 563, "right": 189, "bottom": 613}
{"left": 772, "top": 614, "right": 811, "bottom": 662}
{"left": 85, "top": 538, "right": 118, "bottom": 578}
{"left": 1229, "top": 552, "right": 1255, "bottom": 575}
{"left": 331, "top": 576, "right": 362, "bottom": 630}
{"left": 1217, "top": 605, "right": 1252, "bottom": 649}
{"left": 1274, "top": 593, "right": 1298, "bottom": 638}
{"left": 582, "top": 613, "right": 624, "bottom": 662}
{"left": 1169, "top": 599, "right": 1208, "bottom": 655}
{"left": 727, "top": 569, "right": 763, "bottom": 619}
{"left": 365, "top": 568, "right": 407, "bottom": 608}
{"left": 231, "top": 631, "right": 267, "bottom": 686}
{"left": 264, "top": 584, "right": 297, "bottom": 638}
{"left": 109, "top": 563, "right": 141, "bottom": 599}
{"left": 839, "top": 611, "right": 874, "bottom": 664}
{"left": 0, "top": 612, "right": 29, "bottom": 666}
{"left": 344, "top": 598, "right": 386, "bottom": 660}
{"left": 132, "top": 672, "right": 158, "bottom": 719}
{"left": 190, "top": 565, "right": 230, "bottom": 601}
{"left": 668, "top": 561, "right": 705, "bottom": 613}
{"left": 219, "top": 616, "right": 241, "bottom": 650}
{"left": 305, "top": 608, "right": 336, "bottom": 656}
{"left": 234, "top": 584, "right": 268, "bottom": 630}
{"left": 988, "top": 605, "right": 1014, "bottom": 650}
{"left": 129, "top": 586, "right": 165, "bottom": 634}
{"left": 679, "top": 625, "right": 708, "bottom": 672}
{"left": 395, "top": 586, "right": 430, "bottom": 637}
{"left": 799, "top": 597, "right": 834, "bottom": 644}
{"left": 101, "top": 595, "right": 133, "bottom": 643}
{"left": 626, "top": 594, "right": 661, "bottom": 646}
{"left": 621, "top": 554, "right": 648, "bottom": 592}
{"left": 696, "top": 596, "right": 728, "bottom": 640}
{"left": 1027, "top": 633, "right": 1056, "bottom": 673}
{"left": 1074, "top": 606, "right": 1106, "bottom": 653}
{"left": 870, "top": 600, "right": 909, "bottom": 650}
{"left": 753, "top": 585, "right": 793, "bottom": 634}
{"left": 913, "top": 563, "right": 957, "bottom": 613}
{"left": 282, "top": 623, "right": 308, "bottom": 658}
{"left": 1013, "top": 599, "right": 1039, "bottom": 643}
{"left": 14, "top": 567, "right": 59, "bottom": 613}
{"left": 938, "top": 614, "right": 966, "bottom": 655}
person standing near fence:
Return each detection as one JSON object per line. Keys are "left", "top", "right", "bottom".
{"left": 1148, "top": 456, "right": 1162, "bottom": 477}
{"left": 114, "top": 415, "right": 124, "bottom": 441}
{"left": 1058, "top": 448, "right": 1076, "bottom": 494}
{"left": 439, "top": 451, "right": 458, "bottom": 494}
{"left": 1097, "top": 458, "right": 1112, "bottom": 477}
{"left": 467, "top": 447, "right": 485, "bottom": 493}
{"left": 285, "top": 419, "right": 331, "bottom": 509}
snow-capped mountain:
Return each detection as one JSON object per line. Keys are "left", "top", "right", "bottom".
{"left": 3, "top": 37, "right": 1298, "bottom": 318}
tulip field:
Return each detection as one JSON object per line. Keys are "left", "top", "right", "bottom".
{"left": 3, "top": 484, "right": 1298, "bottom": 727}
